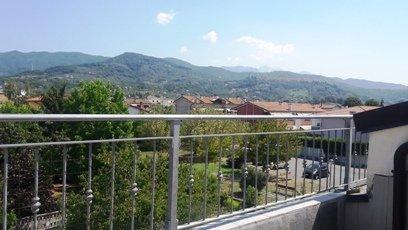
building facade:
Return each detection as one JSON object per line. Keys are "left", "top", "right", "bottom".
{"left": 174, "top": 95, "right": 244, "bottom": 114}
{"left": 235, "top": 101, "right": 327, "bottom": 129}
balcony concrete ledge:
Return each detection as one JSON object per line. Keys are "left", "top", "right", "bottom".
{"left": 189, "top": 192, "right": 346, "bottom": 230}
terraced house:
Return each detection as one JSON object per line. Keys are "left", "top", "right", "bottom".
{"left": 174, "top": 95, "right": 245, "bottom": 114}
{"left": 235, "top": 101, "right": 329, "bottom": 130}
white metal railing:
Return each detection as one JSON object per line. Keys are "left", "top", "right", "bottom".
{"left": 0, "top": 114, "right": 352, "bottom": 122}
{"left": 0, "top": 114, "right": 366, "bottom": 230}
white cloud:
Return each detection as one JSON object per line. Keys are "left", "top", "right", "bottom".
{"left": 156, "top": 11, "right": 175, "bottom": 25}
{"left": 236, "top": 36, "right": 295, "bottom": 58}
{"left": 203, "top": 31, "right": 218, "bottom": 44}
{"left": 179, "top": 46, "right": 188, "bottom": 54}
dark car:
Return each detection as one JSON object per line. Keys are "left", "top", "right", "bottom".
{"left": 303, "top": 162, "right": 329, "bottom": 179}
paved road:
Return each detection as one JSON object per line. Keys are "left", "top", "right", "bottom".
{"left": 285, "top": 157, "right": 366, "bottom": 190}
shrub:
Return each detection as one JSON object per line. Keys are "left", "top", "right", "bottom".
{"left": 245, "top": 186, "right": 258, "bottom": 208}
{"left": 239, "top": 167, "right": 268, "bottom": 192}
{"left": 226, "top": 148, "right": 245, "bottom": 169}
{"left": 222, "top": 196, "right": 241, "bottom": 212}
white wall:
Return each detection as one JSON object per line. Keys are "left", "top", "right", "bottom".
{"left": 345, "top": 174, "right": 393, "bottom": 230}
{"left": 319, "top": 118, "right": 368, "bottom": 142}
{"left": 128, "top": 106, "right": 141, "bottom": 114}
{"left": 366, "top": 124, "right": 408, "bottom": 189}
{"left": 343, "top": 125, "right": 408, "bottom": 230}
{"left": 320, "top": 118, "right": 346, "bottom": 138}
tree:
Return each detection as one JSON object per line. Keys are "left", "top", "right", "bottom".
{"left": 42, "top": 80, "right": 134, "bottom": 183}
{"left": 135, "top": 105, "right": 174, "bottom": 151}
{"left": 65, "top": 149, "right": 220, "bottom": 228}
{"left": 239, "top": 167, "right": 267, "bottom": 192}
{"left": 180, "top": 109, "right": 250, "bottom": 161}
{"left": 63, "top": 80, "right": 133, "bottom": 141}
{"left": 247, "top": 120, "right": 301, "bottom": 167}
{"left": 3, "top": 81, "right": 30, "bottom": 105}
{"left": 364, "top": 99, "right": 380, "bottom": 106}
{"left": 343, "top": 96, "right": 362, "bottom": 107}
{"left": 41, "top": 81, "right": 67, "bottom": 113}
{"left": 323, "top": 96, "right": 337, "bottom": 103}
{"left": 0, "top": 102, "right": 56, "bottom": 222}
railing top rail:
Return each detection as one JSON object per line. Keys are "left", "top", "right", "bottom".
{"left": 0, "top": 127, "right": 350, "bottom": 149}
{"left": 0, "top": 114, "right": 353, "bottom": 122}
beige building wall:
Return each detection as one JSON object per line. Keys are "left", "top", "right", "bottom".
{"left": 175, "top": 98, "right": 193, "bottom": 114}
{"left": 344, "top": 125, "right": 408, "bottom": 230}
{"left": 366, "top": 124, "right": 408, "bottom": 188}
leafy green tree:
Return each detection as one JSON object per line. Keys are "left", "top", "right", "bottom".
{"left": 41, "top": 81, "right": 67, "bottom": 113}
{"left": 65, "top": 147, "right": 220, "bottom": 228}
{"left": 135, "top": 105, "right": 174, "bottom": 151}
{"left": 247, "top": 121, "right": 301, "bottom": 167}
{"left": 343, "top": 96, "right": 362, "bottom": 107}
{"left": 0, "top": 102, "right": 56, "bottom": 221}
{"left": 3, "top": 81, "right": 30, "bottom": 105}
{"left": 63, "top": 80, "right": 133, "bottom": 141}
{"left": 364, "top": 99, "right": 380, "bottom": 106}
{"left": 239, "top": 167, "right": 267, "bottom": 192}
{"left": 323, "top": 96, "right": 338, "bottom": 103}
{"left": 181, "top": 109, "right": 250, "bottom": 161}
{"left": 42, "top": 80, "right": 134, "bottom": 183}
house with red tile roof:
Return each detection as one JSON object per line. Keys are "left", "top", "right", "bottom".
{"left": 314, "top": 105, "right": 380, "bottom": 141}
{"left": 25, "top": 96, "right": 43, "bottom": 108}
{"left": 174, "top": 95, "right": 244, "bottom": 114}
{"left": 0, "top": 93, "right": 9, "bottom": 104}
{"left": 234, "top": 101, "right": 326, "bottom": 116}
{"left": 234, "top": 101, "right": 330, "bottom": 130}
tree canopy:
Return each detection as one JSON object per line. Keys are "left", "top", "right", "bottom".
{"left": 364, "top": 99, "right": 380, "bottom": 106}
{"left": 343, "top": 96, "right": 363, "bottom": 107}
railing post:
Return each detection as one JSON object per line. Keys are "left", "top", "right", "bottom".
{"left": 3, "top": 149, "right": 8, "bottom": 230}
{"left": 344, "top": 118, "right": 353, "bottom": 189}
{"left": 166, "top": 120, "right": 180, "bottom": 230}
{"left": 32, "top": 149, "right": 41, "bottom": 230}
{"left": 62, "top": 147, "right": 67, "bottom": 229}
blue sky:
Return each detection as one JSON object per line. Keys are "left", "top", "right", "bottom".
{"left": 1, "top": 0, "right": 407, "bottom": 84}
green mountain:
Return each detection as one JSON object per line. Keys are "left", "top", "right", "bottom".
{"left": 3, "top": 52, "right": 408, "bottom": 103}
{"left": 0, "top": 50, "right": 108, "bottom": 76}
{"left": 340, "top": 78, "right": 407, "bottom": 90}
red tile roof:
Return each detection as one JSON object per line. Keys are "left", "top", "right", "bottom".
{"left": 175, "top": 95, "right": 244, "bottom": 106}
{"left": 0, "top": 93, "right": 9, "bottom": 103}
{"left": 197, "top": 96, "right": 217, "bottom": 104}
{"left": 227, "top": 97, "right": 245, "bottom": 105}
{"left": 250, "top": 101, "right": 326, "bottom": 113}
{"left": 319, "top": 106, "right": 380, "bottom": 115}
{"left": 25, "top": 96, "right": 42, "bottom": 102}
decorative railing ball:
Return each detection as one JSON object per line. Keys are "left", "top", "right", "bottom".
{"left": 217, "top": 171, "right": 224, "bottom": 180}
{"left": 131, "top": 183, "right": 139, "bottom": 196}
{"left": 31, "top": 196, "right": 41, "bottom": 214}
{"left": 85, "top": 189, "right": 94, "bottom": 204}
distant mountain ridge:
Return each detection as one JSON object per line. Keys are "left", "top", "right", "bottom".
{"left": 0, "top": 50, "right": 108, "bottom": 76}
{"left": 221, "top": 66, "right": 259, "bottom": 73}
{"left": 222, "top": 65, "right": 407, "bottom": 90}
{"left": 341, "top": 78, "right": 408, "bottom": 90}
{"left": 1, "top": 51, "right": 407, "bottom": 103}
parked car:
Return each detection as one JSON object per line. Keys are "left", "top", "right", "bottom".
{"left": 303, "top": 162, "right": 329, "bottom": 179}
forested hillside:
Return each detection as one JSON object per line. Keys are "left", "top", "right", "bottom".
{"left": 0, "top": 51, "right": 107, "bottom": 76}
{"left": 2, "top": 52, "right": 407, "bottom": 103}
